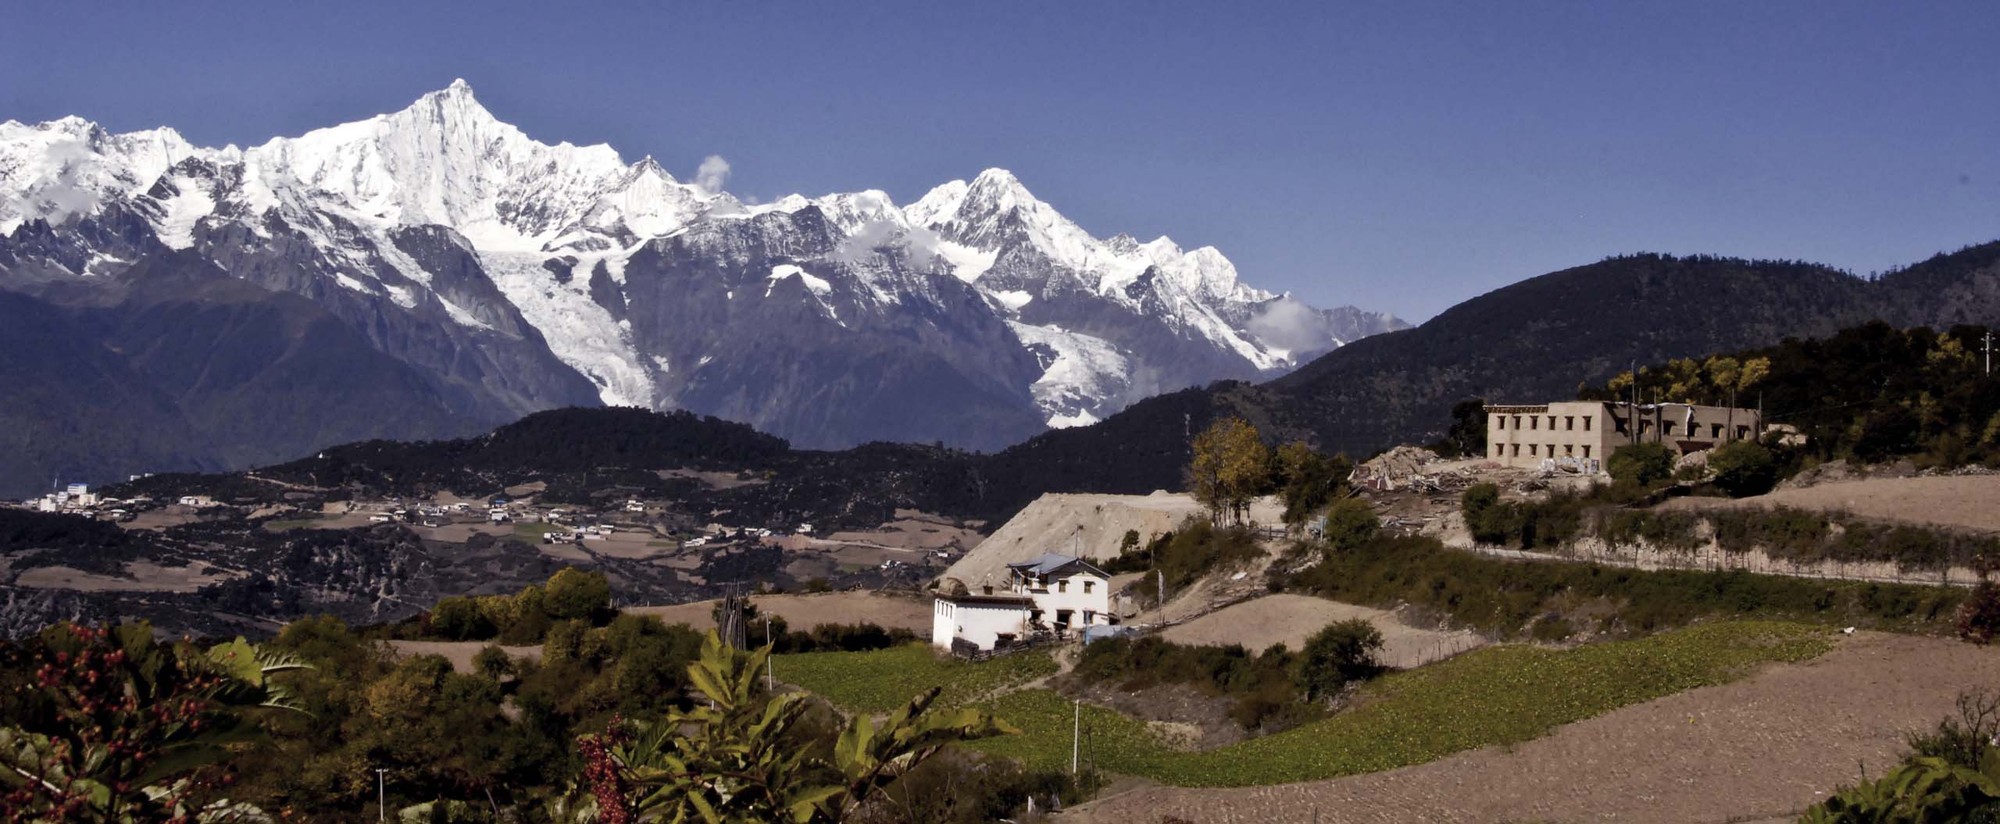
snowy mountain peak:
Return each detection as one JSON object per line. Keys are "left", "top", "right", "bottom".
{"left": 0, "top": 82, "right": 1408, "bottom": 443}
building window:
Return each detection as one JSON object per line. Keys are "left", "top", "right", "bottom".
{"left": 1712, "top": 423, "right": 1724, "bottom": 438}
{"left": 1583, "top": 417, "right": 1593, "bottom": 431}
{"left": 1565, "top": 416, "right": 1575, "bottom": 430}
{"left": 1582, "top": 445, "right": 1592, "bottom": 458}
{"left": 1084, "top": 581, "right": 1094, "bottom": 593}
{"left": 1549, "top": 416, "right": 1557, "bottom": 430}
{"left": 1664, "top": 421, "right": 1677, "bottom": 436}
{"left": 1737, "top": 426, "right": 1751, "bottom": 440}
{"left": 1529, "top": 444, "right": 1538, "bottom": 456}
{"left": 1494, "top": 415, "right": 1504, "bottom": 430}
{"left": 1513, "top": 415, "right": 1522, "bottom": 430}
{"left": 1530, "top": 416, "right": 1538, "bottom": 430}
{"left": 1511, "top": 444, "right": 1520, "bottom": 457}
{"left": 1058, "top": 580, "right": 1068, "bottom": 593}
{"left": 1494, "top": 444, "right": 1503, "bottom": 458}
{"left": 1564, "top": 444, "right": 1573, "bottom": 455}
{"left": 1548, "top": 444, "right": 1555, "bottom": 457}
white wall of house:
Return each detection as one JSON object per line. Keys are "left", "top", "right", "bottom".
{"left": 931, "top": 598, "right": 1031, "bottom": 651}
{"left": 1022, "top": 571, "right": 1112, "bottom": 627}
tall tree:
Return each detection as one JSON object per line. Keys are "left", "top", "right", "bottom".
{"left": 1188, "top": 417, "right": 1270, "bottom": 525}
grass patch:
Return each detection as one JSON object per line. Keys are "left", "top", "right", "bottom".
{"left": 776, "top": 643, "right": 1057, "bottom": 713}
{"left": 962, "top": 621, "right": 1830, "bottom": 786}
{"left": 513, "top": 522, "right": 562, "bottom": 542}
{"left": 261, "top": 518, "right": 325, "bottom": 531}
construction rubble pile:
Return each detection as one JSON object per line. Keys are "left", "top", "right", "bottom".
{"left": 1351, "top": 446, "right": 1479, "bottom": 494}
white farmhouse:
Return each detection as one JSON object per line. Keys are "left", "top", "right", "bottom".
{"left": 931, "top": 591, "right": 1035, "bottom": 654}
{"left": 932, "top": 552, "right": 1115, "bottom": 653}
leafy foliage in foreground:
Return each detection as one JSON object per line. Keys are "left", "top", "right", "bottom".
{"left": 967, "top": 621, "right": 1830, "bottom": 786}
{"left": 578, "top": 632, "right": 1016, "bottom": 823}
{"left": 0, "top": 623, "right": 308, "bottom": 821}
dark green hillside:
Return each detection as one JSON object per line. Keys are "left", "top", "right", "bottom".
{"left": 1262, "top": 253, "right": 1884, "bottom": 454}
{"left": 1056, "top": 242, "right": 2000, "bottom": 479}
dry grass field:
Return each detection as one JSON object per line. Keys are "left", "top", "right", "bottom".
{"left": 627, "top": 591, "right": 934, "bottom": 635}
{"left": 1663, "top": 475, "right": 2000, "bottom": 533}
{"left": 1161, "top": 594, "right": 1486, "bottom": 669}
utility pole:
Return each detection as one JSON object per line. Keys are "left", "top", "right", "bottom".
{"left": 1985, "top": 331, "right": 1994, "bottom": 376}
{"left": 375, "top": 768, "right": 388, "bottom": 822}
{"left": 765, "top": 615, "right": 774, "bottom": 691}
{"left": 1071, "top": 700, "right": 1081, "bottom": 775}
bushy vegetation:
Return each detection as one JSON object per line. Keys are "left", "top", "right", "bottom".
{"left": 1071, "top": 635, "right": 1307, "bottom": 730}
{"left": 1296, "top": 619, "right": 1386, "bottom": 699}
{"left": 1461, "top": 481, "right": 1996, "bottom": 573}
{"left": 971, "top": 621, "right": 1831, "bottom": 786}
{"left": 1607, "top": 442, "right": 1676, "bottom": 487}
{"left": 1289, "top": 533, "right": 1962, "bottom": 637}
{"left": 1706, "top": 440, "right": 1779, "bottom": 496}
{"left": 1318, "top": 498, "right": 1380, "bottom": 552}
{"left": 1581, "top": 322, "right": 2000, "bottom": 470}
{"left": 1120, "top": 519, "right": 1266, "bottom": 604}
{"left": 423, "top": 568, "right": 613, "bottom": 644}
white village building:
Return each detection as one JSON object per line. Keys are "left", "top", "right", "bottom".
{"left": 932, "top": 553, "right": 1114, "bottom": 654}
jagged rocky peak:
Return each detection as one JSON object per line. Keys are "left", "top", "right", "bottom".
{"left": 0, "top": 80, "right": 1408, "bottom": 454}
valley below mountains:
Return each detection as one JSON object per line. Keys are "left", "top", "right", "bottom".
{"left": 0, "top": 81, "right": 1403, "bottom": 497}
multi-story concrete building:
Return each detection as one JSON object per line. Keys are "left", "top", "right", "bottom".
{"left": 1483, "top": 400, "right": 1762, "bottom": 469}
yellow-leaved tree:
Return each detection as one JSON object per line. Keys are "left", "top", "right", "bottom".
{"left": 1188, "top": 417, "right": 1270, "bottom": 525}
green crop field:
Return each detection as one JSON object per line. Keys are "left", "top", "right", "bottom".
{"left": 785, "top": 622, "right": 1833, "bottom": 787}
{"left": 775, "top": 643, "right": 1058, "bottom": 712}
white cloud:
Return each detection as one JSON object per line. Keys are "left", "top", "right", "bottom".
{"left": 1246, "top": 296, "right": 1337, "bottom": 355}
{"left": 693, "top": 155, "right": 731, "bottom": 194}
{"left": 831, "top": 219, "right": 950, "bottom": 266}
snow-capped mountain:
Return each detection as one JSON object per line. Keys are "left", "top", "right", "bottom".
{"left": 0, "top": 81, "right": 1404, "bottom": 484}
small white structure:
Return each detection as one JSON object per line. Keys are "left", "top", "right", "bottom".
{"left": 932, "top": 591, "right": 1036, "bottom": 653}
{"left": 487, "top": 507, "right": 511, "bottom": 524}
{"left": 178, "top": 495, "right": 215, "bottom": 508}
{"left": 932, "top": 553, "right": 1115, "bottom": 653}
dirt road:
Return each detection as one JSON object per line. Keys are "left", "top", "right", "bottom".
{"left": 1066, "top": 632, "right": 2000, "bottom": 823}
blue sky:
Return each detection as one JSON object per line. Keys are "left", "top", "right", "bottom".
{"left": 3, "top": 1, "right": 1996, "bottom": 321}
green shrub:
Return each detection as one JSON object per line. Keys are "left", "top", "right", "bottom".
{"left": 1296, "top": 618, "right": 1385, "bottom": 699}
{"left": 1708, "top": 441, "right": 1778, "bottom": 497}
{"left": 429, "top": 595, "right": 494, "bottom": 641}
{"left": 1608, "top": 443, "right": 1675, "bottom": 488}
{"left": 1320, "top": 498, "right": 1380, "bottom": 552}
{"left": 1711, "top": 507, "right": 1828, "bottom": 558}
{"left": 544, "top": 567, "right": 611, "bottom": 621}
{"left": 1596, "top": 510, "right": 1702, "bottom": 553}
{"left": 1129, "top": 520, "right": 1265, "bottom": 602}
